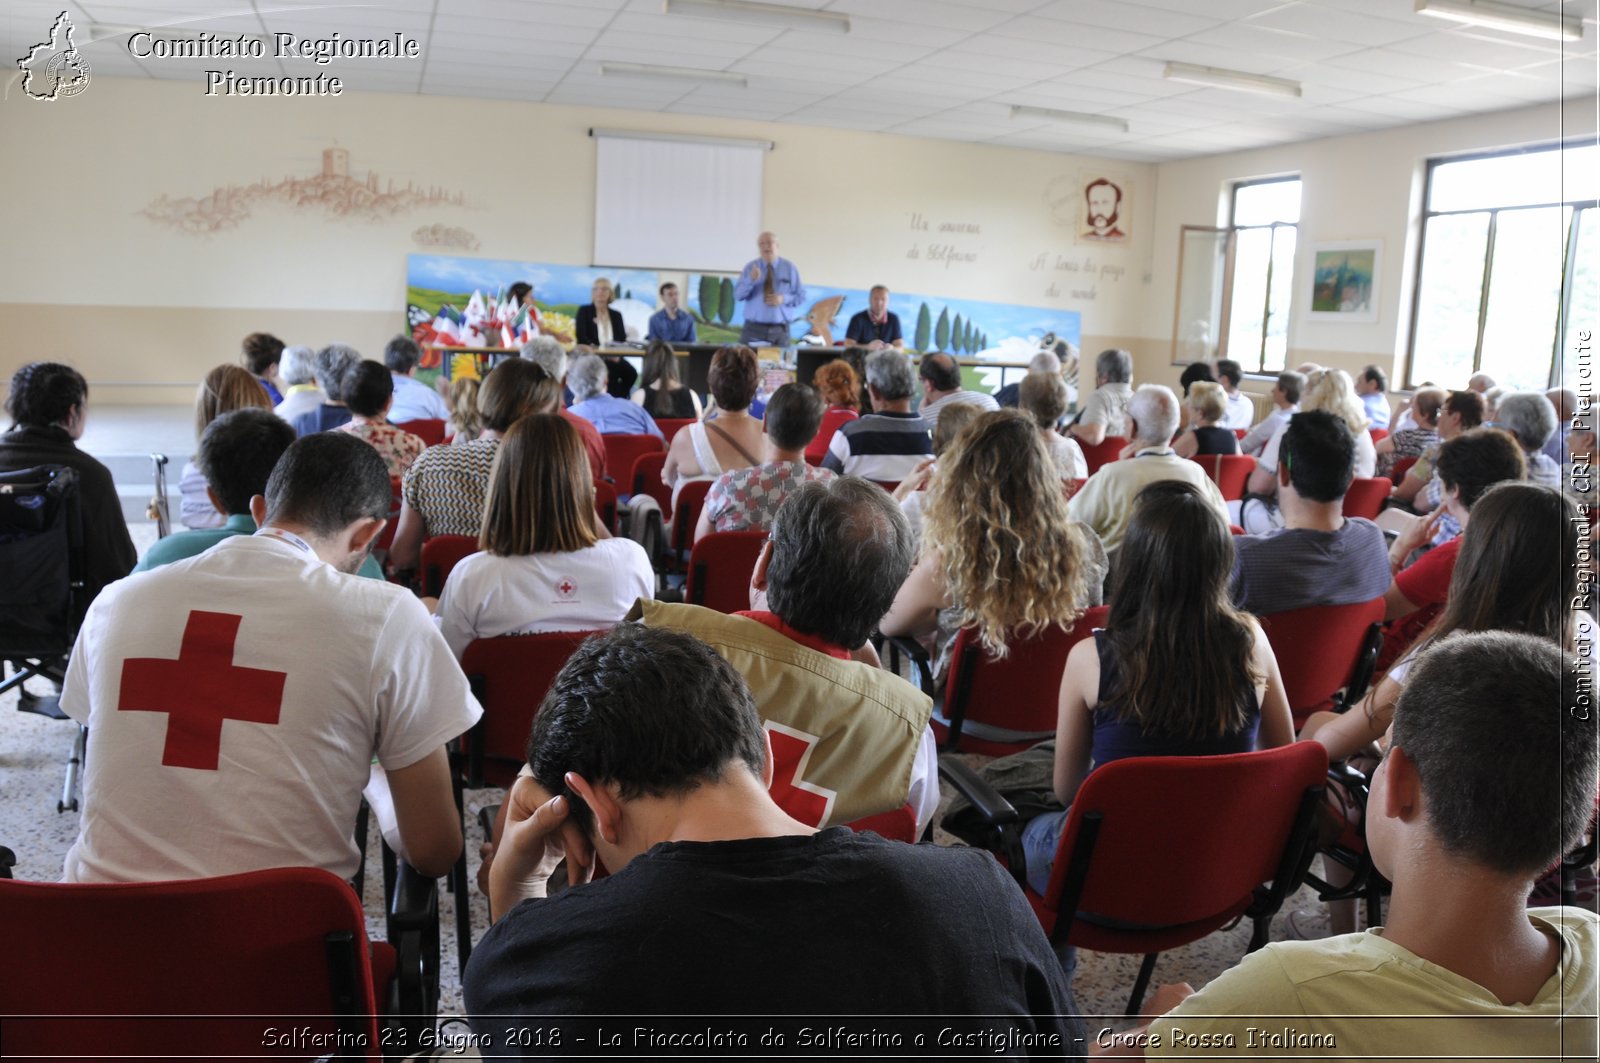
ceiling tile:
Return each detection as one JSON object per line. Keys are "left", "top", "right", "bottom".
{"left": 1029, "top": 0, "right": 1225, "bottom": 37}
{"left": 1248, "top": 3, "right": 1437, "bottom": 46}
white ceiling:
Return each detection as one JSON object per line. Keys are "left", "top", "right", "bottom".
{"left": 5, "top": 0, "right": 1597, "bottom": 161}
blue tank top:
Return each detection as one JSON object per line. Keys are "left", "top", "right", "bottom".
{"left": 1089, "top": 629, "right": 1260, "bottom": 768}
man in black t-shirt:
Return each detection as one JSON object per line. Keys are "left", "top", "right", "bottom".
{"left": 464, "top": 624, "right": 1084, "bottom": 1059}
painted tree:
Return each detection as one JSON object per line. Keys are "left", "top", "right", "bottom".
{"left": 935, "top": 307, "right": 950, "bottom": 350}
{"left": 914, "top": 303, "right": 931, "bottom": 350}
{"left": 718, "top": 277, "right": 735, "bottom": 325}
{"left": 964, "top": 321, "right": 976, "bottom": 351}
{"left": 698, "top": 276, "right": 719, "bottom": 321}
{"left": 951, "top": 313, "right": 965, "bottom": 354}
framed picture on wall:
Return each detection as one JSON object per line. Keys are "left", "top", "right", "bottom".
{"left": 1307, "top": 241, "right": 1381, "bottom": 323}
{"left": 1074, "top": 173, "right": 1131, "bottom": 246}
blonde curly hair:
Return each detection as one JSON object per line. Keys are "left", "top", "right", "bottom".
{"left": 921, "top": 409, "right": 1091, "bottom": 655}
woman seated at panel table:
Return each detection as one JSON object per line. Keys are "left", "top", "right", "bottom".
{"left": 574, "top": 278, "right": 636, "bottom": 398}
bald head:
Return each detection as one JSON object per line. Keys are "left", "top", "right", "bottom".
{"left": 1468, "top": 372, "right": 1495, "bottom": 394}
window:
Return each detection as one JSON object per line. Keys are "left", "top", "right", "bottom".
{"left": 1223, "top": 178, "right": 1301, "bottom": 373}
{"left": 1408, "top": 142, "right": 1597, "bottom": 391}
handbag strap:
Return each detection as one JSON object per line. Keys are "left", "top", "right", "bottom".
{"left": 704, "top": 421, "right": 762, "bottom": 468}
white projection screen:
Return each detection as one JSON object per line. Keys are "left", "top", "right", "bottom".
{"left": 592, "top": 131, "right": 766, "bottom": 273}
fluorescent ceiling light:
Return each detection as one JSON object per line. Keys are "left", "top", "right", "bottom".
{"left": 600, "top": 62, "right": 748, "bottom": 87}
{"left": 1414, "top": 0, "right": 1582, "bottom": 42}
{"left": 664, "top": 0, "right": 851, "bottom": 35}
{"left": 1162, "top": 62, "right": 1302, "bottom": 98}
{"left": 1010, "top": 105, "right": 1129, "bottom": 133}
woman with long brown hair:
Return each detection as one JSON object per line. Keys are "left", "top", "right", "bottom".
{"left": 180, "top": 364, "right": 272, "bottom": 529}
{"left": 1022, "top": 478, "right": 1294, "bottom": 894}
{"left": 631, "top": 340, "right": 702, "bottom": 420}
{"left": 434, "top": 414, "right": 652, "bottom": 659}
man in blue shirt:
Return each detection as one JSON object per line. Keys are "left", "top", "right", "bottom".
{"left": 1357, "top": 364, "right": 1391, "bottom": 430}
{"left": 566, "top": 352, "right": 663, "bottom": 439}
{"left": 734, "top": 231, "right": 805, "bottom": 347}
{"left": 384, "top": 335, "right": 451, "bottom": 425}
{"left": 645, "top": 282, "right": 697, "bottom": 345}
{"left": 844, "top": 285, "right": 902, "bottom": 349}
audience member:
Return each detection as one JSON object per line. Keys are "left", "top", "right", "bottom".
{"left": 804, "top": 357, "right": 861, "bottom": 466}
{"left": 997, "top": 343, "right": 1077, "bottom": 408}
{"left": 644, "top": 281, "right": 697, "bottom": 345}
{"left": 240, "top": 331, "right": 284, "bottom": 405}
{"left": 1240, "top": 369, "right": 1375, "bottom": 534}
{"left": 434, "top": 415, "right": 651, "bottom": 659}
{"left": 1231, "top": 410, "right": 1391, "bottom": 616}
{"left": 289, "top": 343, "right": 361, "bottom": 437}
{"left": 1135, "top": 630, "right": 1597, "bottom": 1060}
{"left": 383, "top": 334, "right": 450, "bottom": 424}
{"left": 1545, "top": 387, "right": 1579, "bottom": 466}
{"left": 390, "top": 360, "right": 563, "bottom": 570}
{"left": 1213, "top": 359, "right": 1254, "bottom": 429}
{"left": 518, "top": 335, "right": 568, "bottom": 387}
{"left": 463, "top": 625, "right": 1084, "bottom": 1052}
{"left": 1068, "top": 385, "right": 1228, "bottom": 553}
{"left": 1356, "top": 364, "right": 1391, "bottom": 429}
{"left": 1496, "top": 390, "right": 1562, "bottom": 488}
{"left": 140, "top": 410, "right": 283, "bottom": 569}
{"left": 1176, "top": 360, "right": 1215, "bottom": 398}
{"left": 1392, "top": 388, "right": 1483, "bottom": 508}
{"left": 891, "top": 401, "right": 983, "bottom": 548}
{"left": 1238, "top": 370, "right": 1302, "bottom": 457}
{"left": 567, "top": 352, "right": 663, "bottom": 439}
{"left": 272, "top": 344, "right": 323, "bottom": 423}
{"left": 1483, "top": 384, "right": 1506, "bottom": 424}
{"left": 1172, "top": 381, "right": 1240, "bottom": 458}
{"left": 60, "top": 432, "right": 477, "bottom": 883}
{"left": 1027, "top": 479, "right": 1293, "bottom": 894}
{"left": 1374, "top": 386, "right": 1443, "bottom": 479}
{"left": 631, "top": 339, "right": 702, "bottom": 420}
{"left": 448, "top": 376, "right": 482, "bottom": 444}
{"left": 1019, "top": 369, "right": 1087, "bottom": 479}
{"left": 1467, "top": 371, "right": 1496, "bottom": 394}
{"left": 820, "top": 348, "right": 933, "bottom": 483}
{"left": 180, "top": 365, "right": 273, "bottom": 531}
{"left": 880, "top": 410, "right": 1107, "bottom": 700}
{"left": 916, "top": 352, "right": 998, "bottom": 431}
{"left": 518, "top": 338, "right": 607, "bottom": 474}
{"left": 663, "top": 345, "right": 765, "bottom": 506}
{"left": 1069, "top": 348, "right": 1134, "bottom": 447}
{"left": 696, "top": 383, "right": 834, "bottom": 541}
{"left": 335, "top": 360, "right": 425, "bottom": 478}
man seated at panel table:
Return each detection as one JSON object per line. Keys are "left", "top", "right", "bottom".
{"left": 843, "top": 284, "right": 903, "bottom": 350}
{"left": 644, "top": 281, "right": 697, "bottom": 345}
{"left": 60, "top": 432, "right": 478, "bottom": 884}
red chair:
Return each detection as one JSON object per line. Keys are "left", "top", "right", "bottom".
{"left": 372, "top": 475, "right": 403, "bottom": 553}
{"left": 934, "top": 606, "right": 1109, "bottom": 757}
{"left": 1342, "top": 477, "right": 1390, "bottom": 520}
{"left": 1229, "top": 523, "right": 1246, "bottom": 535}
{"left": 1190, "top": 453, "right": 1257, "bottom": 502}
{"left": 1080, "top": 435, "right": 1129, "bottom": 476}
{"left": 1259, "top": 598, "right": 1385, "bottom": 729}
{"left": 603, "top": 434, "right": 665, "bottom": 492}
{"left": 630, "top": 451, "right": 672, "bottom": 518}
{"left": 592, "top": 479, "right": 618, "bottom": 534}
{"left": 942, "top": 743, "right": 1327, "bottom": 1014}
{"left": 394, "top": 418, "right": 447, "bottom": 447}
{"left": 1068, "top": 477, "right": 1087, "bottom": 500}
{"left": 671, "top": 479, "right": 713, "bottom": 555}
{"left": 0, "top": 866, "right": 409, "bottom": 1059}
{"left": 686, "top": 530, "right": 766, "bottom": 614}
{"left": 420, "top": 534, "right": 478, "bottom": 597}
{"left": 1233, "top": 428, "right": 1249, "bottom": 440}
{"left": 1369, "top": 427, "right": 1389, "bottom": 444}
{"left": 655, "top": 417, "right": 693, "bottom": 444}
{"left": 1390, "top": 455, "right": 1419, "bottom": 485}
{"left": 806, "top": 407, "right": 858, "bottom": 466}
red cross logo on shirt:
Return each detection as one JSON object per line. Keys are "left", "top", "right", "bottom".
{"left": 555, "top": 577, "right": 577, "bottom": 600}
{"left": 764, "top": 722, "right": 837, "bottom": 827}
{"left": 116, "top": 611, "right": 288, "bottom": 771}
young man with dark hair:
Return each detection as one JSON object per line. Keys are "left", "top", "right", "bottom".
{"left": 240, "top": 331, "right": 285, "bottom": 405}
{"left": 1213, "top": 358, "right": 1254, "bottom": 430}
{"left": 1231, "top": 409, "right": 1390, "bottom": 616}
{"left": 645, "top": 282, "right": 697, "bottom": 344}
{"left": 1111, "top": 631, "right": 1597, "bottom": 1058}
{"left": 383, "top": 333, "right": 450, "bottom": 424}
{"left": 1357, "top": 363, "right": 1391, "bottom": 429}
{"left": 465, "top": 624, "right": 1085, "bottom": 1056}
{"left": 916, "top": 351, "right": 997, "bottom": 431}
{"left": 60, "top": 432, "right": 478, "bottom": 884}
{"left": 695, "top": 382, "right": 833, "bottom": 541}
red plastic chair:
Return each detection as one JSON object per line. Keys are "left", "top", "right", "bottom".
{"left": 1259, "top": 598, "right": 1385, "bottom": 729}
{"left": 1190, "top": 453, "right": 1257, "bottom": 502}
{"left": 1369, "top": 427, "right": 1389, "bottom": 444}
{"left": 806, "top": 407, "right": 859, "bottom": 466}
{"left": 1233, "top": 428, "right": 1249, "bottom": 440}
{"left": 1390, "top": 455, "right": 1419, "bottom": 485}
{"left": 686, "top": 530, "right": 767, "bottom": 613}
{"left": 1342, "top": 477, "right": 1390, "bottom": 520}
{"left": 936, "top": 606, "right": 1109, "bottom": 756}
{"left": 655, "top": 417, "right": 694, "bottom": 444}
{"left": 671, "top": 479, "right": 713, "bottom": 554}
{"left": 0, "top": 867, "right": 388, "bottom": 1059}
{"left": 1080, "top": 435, "right": 1129, "bottom": 476}
{"left": 394, "top": 418, "right": 447, "bottom": 447}
{"left": 602, "top": 434, "right": 665, "bottom": 492}
{"left": 420, "top": 533, "right": 478, "bottom": 597}
{"left": 630, "top": 451, "right": 672, "bottom": 518}
{"left": 458, "top": 632, "right": 603, "bottom": 791}
{"left": 372, "top": 475, "right": 403, "bottom": 553}
{"left": 943, "top": 744, "right": 1327, "bottom": 1015}
{"left": 592, "top": 479, "right": 618, "bottom": 534}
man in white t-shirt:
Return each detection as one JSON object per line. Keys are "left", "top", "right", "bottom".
{"left": 1213, "top": 359, "right": 1256, "bottom": 430}
{"left": 61, "top": 432, "right": 479, "bottom": 884}
{"left": 1238, "top": 370, "right": 1303, "bottom": 457}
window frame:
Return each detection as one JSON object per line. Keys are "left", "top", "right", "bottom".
{"left": 1405, "top": 140, "right": 1593, "bottom": 391}
{"left": 1223, "top": 175, "right": 1302, "bottom": 375}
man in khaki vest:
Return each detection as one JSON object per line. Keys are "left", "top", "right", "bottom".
{"left": 632, "top": 476, "right": 936, "bottom": 833}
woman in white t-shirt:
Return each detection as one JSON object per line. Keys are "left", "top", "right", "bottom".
{"left": 434, "top": 413, "right": 653, "bottom": 659}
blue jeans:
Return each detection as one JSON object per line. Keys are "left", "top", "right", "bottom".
{"left": 1022, "top": 808, "right": 1070, "bottom": 897}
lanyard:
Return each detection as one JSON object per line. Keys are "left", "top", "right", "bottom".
{"left": 253, "top": 526, "right": 313, "bottom": 555}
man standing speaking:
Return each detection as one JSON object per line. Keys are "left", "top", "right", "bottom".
{"left": 734, "top": 231, "right": 805, "bottom": 347}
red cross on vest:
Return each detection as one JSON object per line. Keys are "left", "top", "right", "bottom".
{"left": 764, "top": 722, "right": 837, "bottom": 827}
{"left": 117, "top": 610, "right": 288, "bottom": 771}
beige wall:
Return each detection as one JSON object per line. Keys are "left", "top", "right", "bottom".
{"left": 1, "top": 77, "right": 1158, "bottom": 402}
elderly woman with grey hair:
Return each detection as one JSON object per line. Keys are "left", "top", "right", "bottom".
{"left": 272, "top": 344, "right": 324, "bottom": 423}
{"left": 519, "top": 335, "right": 568, "bottom": 385}
{"left": 288, "top": 343, "right": 362, "bottom": 436}
{"left": 1492, "top": 391, "right": 1561, "bottom": 488}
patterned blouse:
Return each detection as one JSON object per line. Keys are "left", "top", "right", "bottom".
{"left": 401, "top": 437, "right": 498, "bottom": 538}
{"left": 1375, "top": 427, "right": 1439, "bottom": 480}
{"left": 337, "top": 421, "right": 426, "bottom": 478}
{"left": 702, "top": 461, "right": 835, "bottom": 535}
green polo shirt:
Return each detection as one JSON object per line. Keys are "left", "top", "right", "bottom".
{"left": 133, "top": 513, "right": 385, "bottom": 581}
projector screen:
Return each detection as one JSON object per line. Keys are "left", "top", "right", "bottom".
{"left": 592, "top": 131, "right": 766, "bottom": 274}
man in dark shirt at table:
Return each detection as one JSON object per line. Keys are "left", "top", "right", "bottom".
{"left": 844, "top": 284, "right": 903, "bottom": 349}
{"left": 463, "top": 624, "right": 1084, "bottom": 1059}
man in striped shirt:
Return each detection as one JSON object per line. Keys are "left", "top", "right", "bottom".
{"left": 821, "top": 349, "right": 933, "bottom": 485}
